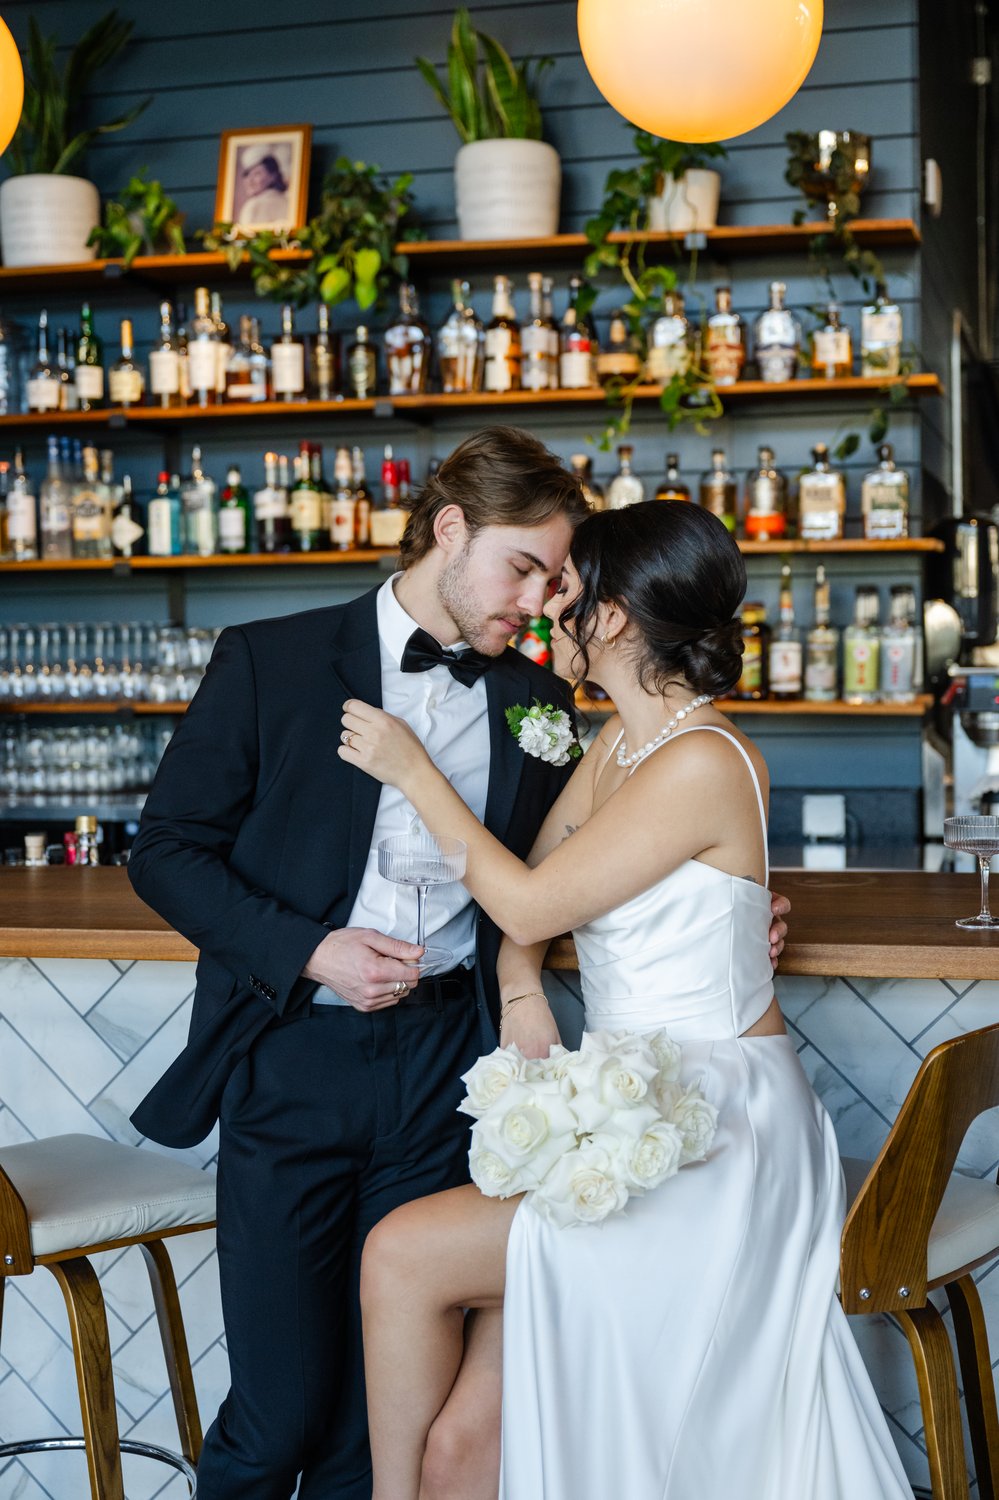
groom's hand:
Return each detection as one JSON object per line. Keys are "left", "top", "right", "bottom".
{"left": 768, "top": 892, "right": 790, "bottom": 969}
{"left": 302, "top": 928, "right": 424, "bottom": 1011}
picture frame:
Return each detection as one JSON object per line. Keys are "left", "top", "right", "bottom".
{"left": 214, "top": 124, "right": 312, "bottom": 235}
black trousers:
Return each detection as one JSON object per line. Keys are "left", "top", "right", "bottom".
{"left": 195, "top": 982, "right": 482, "bottom": 1500}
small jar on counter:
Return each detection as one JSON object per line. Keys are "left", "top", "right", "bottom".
{"left": 23, "top": 832, "right": 47, "bottom": 867}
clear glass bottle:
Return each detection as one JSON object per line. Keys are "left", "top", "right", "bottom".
{"left": 272, "top": 304, "right": 306, "bottom": 402}
{"left": 654, "top": 453, "right": 691, "bottom": 502}
{"left": 7, "top": 449, "right": 37, "bottom": 562}
{"left": 147, "top": 470, "right": 184, "bottom": 557}
{"left": 99, "top": 448, "right": 121, "bottom": 530}
{"left": 227, "top": 315, "right": 270, "bottom": 403}
{"left": 484, "top": 275, "right": 521, "bottom": 393}
{"left": 352, "top": 448, "right": 372, "bottom": 547}
{"left": 211, "top": 291, "right": 232, "bottom": 399}
{"left": 148, "top": 300, "right": 183, "bottom": 408}
{"left": 798, "top": 444, "right": 846, "bottom": 540}
{"left": 75, "top": 302, "right": 104, "bottom": 411}
{"left": 569, "top": 453, "right": 605, "bottom": 510}
{"left": 330, "top": 445, "right": 356, "bottom": 551}
{"left": 108, "top": 318, "right": 145, "bottom": 408}
{"left": 769, "top": 563, "right": 803, "bottom": 700}
{"left": 218, "top": 465, "right": 251, "bottom": 554}
{"left": 704, "top": 286, "right": 746, "bottom": 386}
{"left": 559, "top": 276, "right": 598, "bottom": 390}
{"left": 175, "top": 300, "right": 192, "bottom": 403}
{"left": 861, "top": 442, "right": 910, "bottom": 539}
{"left": 39, "top": 435, "right": 73, "bottom": 559}
{"left": 542, "top": 275, "right": 560, "bottom": 388}
{"left": 804, "top": 565, "right": 839, "bottom": 703}
{"left": 0, "top": 312, "right": 22, "bottom": 415}
{"left": 290, "top": 440, "right": 324, "bottom": 551}
{"left": 254, "top": 451, "right": 291, "bottom": 554}
{"left": 744, "top": 445, "right": 788, "bottom": 540}
{"left": 111, "top": 473, "right": 145, "bottom": 559}
{"left": 71, "top": 443, "right": 110, "bottom": 559}
{"left": 646, "top": 289, "right": 692, "bottom": 383}
{"left": 181, "top": 445, "right": 218, "bottom": 557}
{"left": 879, "top": 585, "right": 918, "bottom": 704}
{"left": 437, "top": 279, "right": 483, "bottom": 394}
{"left": 606, "top": 444, "right": 645, "bottom": 509}
{"left": 861, "top": 281, "right": 903, "bottom": 378}
{"left": 843, "top": 586, "right": 881, "bottom": 704}
{"left": 56, "top": 327, "right": 79, "bottom": 410}
{"left": 753, "top": 281, "right": 801, "bottom": 383}
{"left": 385, "top": 283, "right": 431, "bottom": 395}
{"left": 346, "top": 325, "right": 377, "bottom": 399}
{"left": 812, "top": 303, "right": 853, "bottom": 379}
{"left": 597, "top": 309, "right": 642, "bottom": 386}
{"left": 698, "top": 448, "right": 737, "bottom": 533}
{"left": 522, "top": 271, "right": 554, "bottom": 392}
{"left": 310, "top": 304, "right": 336, "bottom": 401}
{"left": 733, "top": 604, "right": 770, "bottom": 700}
{"left": 27, "top": 312, "right": 61, "bottom": 413}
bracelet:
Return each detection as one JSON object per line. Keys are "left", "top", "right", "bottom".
{"left": 500, "top": 990, "right": 546, "bottom": 1017}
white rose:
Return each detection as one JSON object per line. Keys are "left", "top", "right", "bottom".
{"left": 648, "top": 1028, "right": 683, "bottom": 1082}
{"left": 532, "top": 1140, "right": 630, "bottom": 1228}
{"left": 469, "top": 1143, "right": 519, "bottom": 1197}
{"left": 671, "top": 1083, "right": 719, "bottom": 1164}
{"left": 459, "top": 1046, "right": 525, "bottom": 1119}
{"left": 617, "top": 1116, "right": 683, "bottom": 1191}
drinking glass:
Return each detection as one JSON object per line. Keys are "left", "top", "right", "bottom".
{"left": 377, "top": 832, "right": 468, "bottom": 976}
{"left": 943, "top": 816, "right": 999, "bottom": 929}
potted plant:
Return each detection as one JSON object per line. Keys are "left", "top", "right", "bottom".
{"left": 88, "top": 170, "right": 185, "bottom": 267}
{"left": 641, "top": 135, "right": 727, "bottom": 233}
{"left": 416, "top": 7, "right": 558, "bottom": 241}
{"left": 0, "top": 9, "right": 150, "bottom": 268}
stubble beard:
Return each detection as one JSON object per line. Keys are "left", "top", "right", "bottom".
{"left": 436, "top": 543, "right": 522, "bottom": 656}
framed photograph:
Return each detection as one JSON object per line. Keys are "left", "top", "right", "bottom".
{"left": 214, "top": 124, "right": 312, "bottom": 235}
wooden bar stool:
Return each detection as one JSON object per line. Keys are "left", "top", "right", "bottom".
{"left": 0, "top": 1133, "right": 217, "bottom": 1499}
{"left": 840, "top": 1022, "right": 999, "bottom": 1500}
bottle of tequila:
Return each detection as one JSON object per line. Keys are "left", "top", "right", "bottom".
{"left": 861, "top": 282, "right": 903, "bottom": 378}
{"left": 861, "top": 443, "right": 909, "bottom": 539}
{"left": 484, "top": 275, "right": 521, "bottom": 393}
{"left": 646, "top": 290, "right": 692, "bottom": 383}
{"left": 843, "top": 586, "right": 881, "bottom": 704}
{"left": 753, "top": 282, "right": 801, "bottom": 383}
{"left": 769, "top": 563, "right": 803, "bottom": 700}
{"left": 698, "top": 448, "right": 737, "bottom": 533}
{"left": 704, "top": 286, "right": 745, "bottom": 386}
{"left": 744, "top": 445, "right": 788, "bottom": 540}
{"left": 798, "top": 444, "right": 846, "bottom": 541}
{"left": 804, "top": 565, "right": 839, "bottom": 703}
{"left": 437, "top": 280, "right": 483, "bottom": 394}
{"left": 654, "top": 453, "right": 690, "bottom": 502}
{"left": 386, "top": 283, "right": 431, "bottom": 395}
{"left": 606, "top": 445, "right": 645, "bottom": 509}
{"left": 559, "top": 277, "right": 598, "bottom": 390}
{"left": 812, "top": 303, "right": 852, "bottom": 379}
{"left": 733, "top": 604, "right": 770, "bottom": 700}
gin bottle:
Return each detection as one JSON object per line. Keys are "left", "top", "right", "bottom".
{"left": 842, "top": 587, "right": 881, "bottom": 704}
{"left": 879, "top": 586, "right": 918, "bottom": 703}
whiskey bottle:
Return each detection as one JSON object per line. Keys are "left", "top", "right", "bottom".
{"left": 646, "top": 290, "right": 692, "bottom": 384}
{"left": 7, "top": 449, "right": 37, "bottom": 562}
{"left": 812, "top": 303, "right": 852, "bottom": 379}
{"left": 218, "top": 465, "right": 251, "bottom": 554}
{"left": 310, "top": 303, "right": 336, "bottom": 401}
{"left": 147, "top": 471, "right": 183, "bottom": 558}
{"left": 559, "top": 277, "right": 598, "bottom": 390}
{"left": 148, "top": 301, "right": 183, "bottom": 408}
{"left": 753, "top": 282, "right": 801, "bottom": 384}
{"left": 484, "top": 275, "right": 521, "bottom": 393}
{"left": 842, "top": 586, "right": 881, "bottom": 704}
{"left": 861, "top": 443, "right": 909, "bottom": 539}
{"left": 272, "top": 304, "right": 306, "bottom": 402}
{"left": 111, "top": 474, "right": 145, "bottom": 559}
{"left": 733, "top": 604, "right": 770, "bottom": 700}
{"left": 606, "top": 445, "right": 645, "bottom": 509}
{"left": 861, "top": 282, "right": 903, "bottom": 378}
{"left": 227, "top": 315, "right": 270, "bottom": 403}
{"left": 704, "top": 286, "right": 745, "bottom": 386}
{"left": 744, "top": 445, "right": 788, "bottom": 540}
{"left": 56, "top": 328, "right": 79, "bottom": 410}
{"left": 698, "top": 448, "right": 737, "bottom": 533}
{"left": 27, "top": 312, "right": 61, "bottom": 412}
{"left": 346, "top": 325, "right": 377, "bottom": 399}
{"left": 769, "top": 564, "right": 803, "bottom": 700}
{"left": 879, "top": 585, "right": 918, "bottom": 703}
{"left": 437, "top": 280, "right": 483, "bottom": 394}
{"left": 330, "top": 446, "right": 356, "bottom": 551}
{"left": 570, "top": 453, "right": 605, "bottom": 510}
{"left": 523, "top": 271, "right": 554, "bottom": 392}
{"left": 597, "top": 310, "right": 641, "bottom": 386}
{"left": 211, "top": 291, "right": 232, "bottom": 398}
{"left": 289, "top": 441, "right": 324, "bottom": 552}
{"left": 39, "top": 435, "right": 73, "bottom": 559}
{"left": 654, "top": 453, "right": 691, "bottom": 502}
{"left": 187, "top": 288, "right": 220, "bottom": 408}
{"left": 385, "top": 283, "right": 431, "bottom": 395}
{"left": 71, "top": 444, "right": 109, "bottom": 559}
{"left": 253, "top": 451, "right": 291, "bottom": 553}
{"left": 804, "top": 565, "right": 839, "bottom": 703}
{"left": 798, "top": 444, "right": 846, "bottom": 541}
{"left": 75, "top": 303, "right": 105, "bottom": 411}
{"left": 181, "top": 445, "right": 218, "bottom": 557}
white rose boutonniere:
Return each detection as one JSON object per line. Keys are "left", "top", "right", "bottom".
{"left": 505, "top": 700, "right": 582, "bottom": 768}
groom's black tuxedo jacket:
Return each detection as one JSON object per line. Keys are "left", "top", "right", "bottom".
{"left": 128, "top": 587, "right": 575, "bottom": 1148}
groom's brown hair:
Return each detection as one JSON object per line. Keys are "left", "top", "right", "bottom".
{"left": 398, "top": 425, "right": 589, "bottom": 569}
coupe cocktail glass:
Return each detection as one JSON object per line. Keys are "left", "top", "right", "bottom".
{"left": 377, "top": 831, "right": 468, "bottom": 975}
{"left": 943, "top": 816, "right": 999, "bottom": 929}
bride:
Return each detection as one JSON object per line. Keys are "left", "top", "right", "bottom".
{"left": 339, "top": 500, "right": 912, "bottom": 1500}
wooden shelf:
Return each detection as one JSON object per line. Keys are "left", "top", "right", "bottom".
{"left": 574, "top": 693, "right": 933, "bottom": 718}
{"left": 0, "top": 549, "right": 395, "bottom": 573}
{"left": 738, "top": 538, "right": 943, "bottom": 554}
{"left": 0, "top": 220, "right": 921, "bottom": 293}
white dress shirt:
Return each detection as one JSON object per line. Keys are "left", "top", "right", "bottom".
{"left": 314, "top": 576, "right": 490, "bottom": 1003}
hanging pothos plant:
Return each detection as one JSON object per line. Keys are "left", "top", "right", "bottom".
{"left": 201, "top": 157, "right": 418, "bottom": 311}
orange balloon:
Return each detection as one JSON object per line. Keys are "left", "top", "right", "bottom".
{"left": 0, "top": 15, "right": 24, "bottom": 157}
{"left": 577, "top": 0, "right": 823, "bottom": 143}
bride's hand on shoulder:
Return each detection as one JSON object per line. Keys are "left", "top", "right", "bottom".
{"left": 500, "top": 992, "right": 561, "bottom": 1059}
{"left": 339, "top": 700, "right": 428, "bottom": 789}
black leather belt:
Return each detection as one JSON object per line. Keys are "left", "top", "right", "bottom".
{"left": 399, "top": 966, "right": 474, "bottom": 1008}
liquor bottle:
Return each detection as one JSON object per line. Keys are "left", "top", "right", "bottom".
{"left": 654, "top": 453, "right": 690, "bottom": 503}
{"left": 804, "top": 565, "right": 838, "bottom": 702}
{"left": 75, "top": 303, "right": 105, "bottom": 411}
{"left": 330, "top": 446, "right": 356, "bottom": 551}
{"left": 753, "top": 282, "right": 801, "bottom": 383}
{"left": 148, "top": 301, "right": 183, "bottom": 408}
{"left": 542, "top": 275, "right": 560, "bottom": 387}
{"left": 559, "top": 278, "right": 598, "bottom": 390}
{"left": 704, "top": 286, "right": 746, "bottom": 386}
{"left": 175, "top": 300, "right": 192, "bottom": 402}
{"left": 181, "top": 445, "right": 218, "bottom": 556}
{"left": 606, "top": 444, "right": 644, "bottom": 509}
{"left": 861, "top": 282, "right": 903, "bottom": 378}
{"left": 646, "top": 290, "right": 692, "bottom": 384}
{"left": 861, "top": 442, "right": 910, "bottom": 539}
{"left": 698, "top": 448, "right": 737, "bottom": 533}
{"left": 812, "top": 303, "right": 852, "bottom": 379}
{"left": 437, "top": 279, "right": 483, "bottom": 394}
{"left": 0, "top": 460, "right": 8, "bottom": 559}
{"left": 517, "top": 616, "right": 552, "bottom": 667}
{"left": 484, "top": 275, "right": 521, "bottom": 393}
{"left": 769, "top": 563, "right": 803, "bottom": 700}
{"left": 211, "top": 292, "right": 232, "bottom": 398}
{"left": 310, "top": 442, "right": 333, "bottom": 543}
{"left": 879, "top": 585, "right": 918, "bottom": 703}
{"left": 71, "top": 444, "right": 110, "bottom": 559}
{"left": 352, "top": 447, "right": 372, "bottom": 546}
{"left": 397, "top": 455, "right": 412, "bottom": 507}
{"left": 385, "top": 283, "right": 431, "bottom": 395}
{"left": 7, "top": 449, "right": 37, "bottom": 562}
{"left": 597, "top": 309, "right": 641, "bottom": 386}
{"left": 111, "top": 474, "right": 145, "bottom": 558}
{"left": 289, "top": 441, "right": 324, "bottom": 552}
{"left": 0, "top": 313, "right": 20, "bottom": 416}
{"left": 27, "top": 312, "right": 61, "bottom": 413}
{"left": 218, "top": 465, "right": 251, "bottom": 554}
{"left": 733, "top": 604, "right": 770, "bottom": 700}
{"left": 523, "top": 272, "right": 554, "bottom": 392}
{"left": 843, "top": 586, "right": 881, "bottom": 704}
{"left": 108, "top": 319, "right": 145, "bottom": 408}
{"left": 39, "top": 435, "right": 73, "bottom": 559}
{"left": 227, "top": 315, "right": 270, "bottom": 404}
{"left": 310, "top": 304, "right": 336, "bottom": 401}
{"left": 56, "top": 328, "right": 79, "bottom": 410}
{"left": 744, "top": 445, "right": 788, "bottom": 540}
{"left": 798, "top": 444, "right": 846, "bottom": 541}
{"left": 272, "top": 304, "right": 306, "bottom": 402}
{"left": 370, "top": 444, "right": 408, "bottom": 548}
{"left": 187, "top": 288, "right": 220, "bottom": 409}
{"left": 254, "top": 451, "right": 291, "bottom": 553}
{"left": 147, "top": 470, "right": 183, "bottom": 557}
{"left": 569, "top": 454, "right": 605, "bottom": 510}
{"left": 346, "top": 325, "right": 377, "bottom": 399}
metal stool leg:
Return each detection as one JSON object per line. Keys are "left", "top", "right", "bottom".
{"left": 0, "top": 1437, "right": 196, "bottom": 1494}
{"left": 140, "top": 1239, "right": 204, "bottom": 1462}
{"left": 47, "top": 1256, "right": 125, "bottom": 1500}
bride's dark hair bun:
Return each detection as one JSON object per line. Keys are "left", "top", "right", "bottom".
{"left": 561, "top": 502, "right": 747, "bottom": 697}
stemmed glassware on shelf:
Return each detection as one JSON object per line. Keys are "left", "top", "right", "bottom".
{"left": 377, "top": 829, "right": 468, "bottom": 977}
{"left": 943, "top": 816, "right": 999, "bottom": 929}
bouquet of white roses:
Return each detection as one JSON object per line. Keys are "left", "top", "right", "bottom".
{"left": 459, "top": 1029, "right": 717, "bottom": 1228}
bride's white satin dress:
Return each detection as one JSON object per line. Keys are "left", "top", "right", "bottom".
{"left": 499, "top": 725, "right": 912, "bottom": 1500}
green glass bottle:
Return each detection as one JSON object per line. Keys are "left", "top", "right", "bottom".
{"left": 218, "top": 465, "right": 251, "bottom": 554}
{"left": 75, "top": 302, "right": 105, "bottom": 411}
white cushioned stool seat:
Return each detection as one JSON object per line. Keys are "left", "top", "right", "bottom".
{"left": 842, "top": 1155, "right": 999, "bottom": 1283}
{"left": 0, "top": 1134, "right": 217, "bottom": 1258}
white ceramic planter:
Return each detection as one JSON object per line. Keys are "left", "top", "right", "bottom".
{"left": 0, "top": 174, "right": 101, "bottom": 267}
{"left": 647, "top": 169, "right": 721, "bottom": 233}
{"left": 454, "top": 139, "right": 561, "bottom": 240}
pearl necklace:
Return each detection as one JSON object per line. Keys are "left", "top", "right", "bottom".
{"left": 616, "top": 694, "right": 714, "bottom": 769}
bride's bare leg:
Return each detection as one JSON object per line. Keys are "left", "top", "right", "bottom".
{"left": 420, "top": 1308, "right": 502, "bottom": 1500}
{"left": 361, "top": 1184, "right": 519, "bottom": 1500}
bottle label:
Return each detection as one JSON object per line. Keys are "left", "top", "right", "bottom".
{"left": 559, "top": 349, "right": 593, "bottom": 389}
{"left": 646, "top": 344, "right": 690, "bottom": 382}
{"left": 147, "top": 499, "right": 175, "bottom": 555}
{"left": 75, "top": 364, "right": 104, "bottom": 400}
{"left": 254, "top": 486, "right": 288, "bottom": 521}
{"left": 272, "top": 342, "right": 305, "bottom": 394}
{"left": 291, "top": 487, "right": 322, "bottom": 532}
{"left": 27, "top": 376, "right": 61, "bottom": 411}
{"left": 737, "top": 638, "right": 764, "bottom": 694}
{"left": 109, "top": 368, "right": 144, "bottom": 404}
{"left": 769, "top": 640, "right": 803, "bottom": 693}
{"left": 865, "top": 508, "right": 908, "bottom": 540}
{"left": 844, "top": 639, "right": 880, "bottom": 696}
{"left": 522, "top": 325, "right": 552, "bottom": 390}
{"left": 881, "top": 637, "right": 915, "bottom": 696}
{"left": 72, "top": 495, "right": 105, "bottom": 541}
{"left": 149, "top": 348, "right": 181, "bottom": 395}
{"left": 805, "top": 644, "right": 838, "bottom": 697}
{"left": 756, "top": 346, "right": 797, "bottom": 382}
{"left": 7, "top": 491, "right": 37, "bottom": 542}
{"left": 484, "top": 328, "right": 515, "bottom": 392}
{"left": 187, "top": 340, "right": 218, "bottom": 395}
{"left": 799, "top": 511, "right": 843, "bottom": 540}
{"left": 748, "top": 476, "right": 781, "bottom": 515}
{"left": 330, "top": 497, "right": 355, "bottom": 547}
{"left": 813, "top": 329, "right": 851, "bottom": 369}
{"left": 705, "top": 333, "right": 744, "bottom": 384}
{"left": 861, "top": 310, "right": 902, "bottom": 368}
{"left": 111, "top": 512, "right": 144, "bottom": 552}
{"left": 369, "top": 507, "right": 408, "bottom": 547}
{"left": 218, "top": 507, "right": 247, "bottom": 550}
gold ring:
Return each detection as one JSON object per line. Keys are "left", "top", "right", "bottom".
{"left": 395, "top": 980, "right": 406, "bottom": 995}
{"left": 341, "top": 730, "right": 354, "bottom": 749}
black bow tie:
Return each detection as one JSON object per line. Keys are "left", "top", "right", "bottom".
{"left": 400, "top": 627, "right": 494, "bottom": 688}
